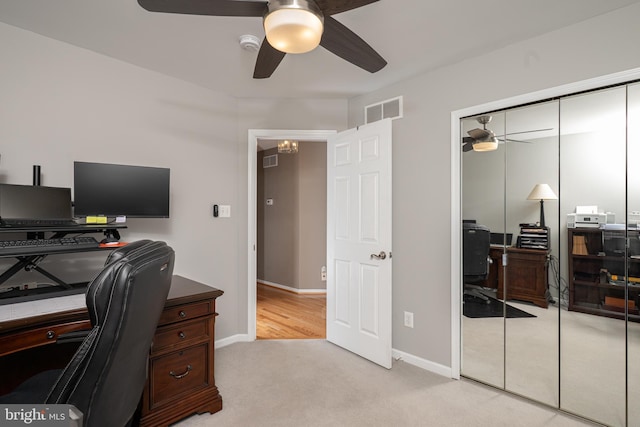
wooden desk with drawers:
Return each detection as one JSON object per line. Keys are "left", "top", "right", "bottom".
{"left": 0, "top": 275, "right": 223, "bottom": 427}
{"left": 484, "top": 246, "right": 550, "bottom": 308}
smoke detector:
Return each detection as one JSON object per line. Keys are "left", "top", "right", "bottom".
{"left": 239, "top": 34, "right": 261, "bottom": 52}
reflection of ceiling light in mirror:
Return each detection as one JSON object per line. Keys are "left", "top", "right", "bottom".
{"left": 278, "top": 139, "right": 299, "bottom": 153}
{"left": 472, "top": 133, "right": 498, "bottom": 152}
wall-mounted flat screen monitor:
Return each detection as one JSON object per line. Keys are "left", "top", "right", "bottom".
{"left": 73, "top": 161, "right": 170, "bottom": 218}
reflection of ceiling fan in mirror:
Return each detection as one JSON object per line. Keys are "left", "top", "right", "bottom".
{"left": 462, "top": 115, "right": 553, "bottom": 152}
{"left": 137, "top": 0, "right": 387, "bottom": 79}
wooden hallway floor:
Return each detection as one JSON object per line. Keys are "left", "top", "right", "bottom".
{"left": 256, "top": 283, "right": 326, "bottom": 340}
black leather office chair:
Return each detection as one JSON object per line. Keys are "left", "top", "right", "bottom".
{"left": 463, "top": 222, "right": 492, "bottom": 303}
{"left": 0, "top": 240, "right": 175, "bottom": 427}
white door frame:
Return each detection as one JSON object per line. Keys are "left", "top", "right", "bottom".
{"left": 450, "top": 67, "right": 640, "bottom": 379}
{"left": 247, "top": 129, "right": 337, "bottom": 340}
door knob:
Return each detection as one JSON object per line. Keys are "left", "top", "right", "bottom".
{"left": 370, "top": 251, "right": 387, "bottom": 260}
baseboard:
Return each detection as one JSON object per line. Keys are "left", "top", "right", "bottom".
{"left": 215, "top": 334, "right": 251, "bottom": 349}
{"left": 257, "top": 279, "right": 326, "bottom": 295}
{"left": 392, "top": 348, "right": 453, "bottom": 379}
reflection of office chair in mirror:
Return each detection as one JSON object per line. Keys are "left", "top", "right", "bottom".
{"left": 463, "top": 223, "right": 492, "bottom": 303}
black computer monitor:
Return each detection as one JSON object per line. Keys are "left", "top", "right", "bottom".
{"left": 490, "top": 232, "right": 513, "bottom": 246}
{"left": 0, "top": 184, "right": 73, "bottom": 224}
{"left": 73, "top": 161, "right": 170, "bottom": 218}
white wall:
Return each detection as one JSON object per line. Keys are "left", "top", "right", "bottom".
{"left": 347, "top": 3, "right": 640, "bottom": 367}
{"left": 0, "top": 22, "right": 348, "bottom": 341}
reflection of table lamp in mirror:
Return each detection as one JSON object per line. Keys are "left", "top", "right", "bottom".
{"left": 527, "top": 184, "right": 558, "bottom": 228}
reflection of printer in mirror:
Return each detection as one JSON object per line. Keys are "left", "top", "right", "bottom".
{"left": 566, "top": 206, "right": 615, "bottom": 228}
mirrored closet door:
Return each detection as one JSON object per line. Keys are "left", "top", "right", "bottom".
{"left": 461, "top": 80, "right": 640, "bottom": 427}
{"left": 628, "top": 81, "right": 640, "bottom": 427}
{"left": 559, "top": 85, "right": 628, "bottom": 427}
{"left": 461, "top": 111, "right": 506, "bottom": 390}
{"left": 461, "top": 102, "right": 560, "bottom": 408}
{"left": 503, "top": 101, "right": 559, "bottom": 408}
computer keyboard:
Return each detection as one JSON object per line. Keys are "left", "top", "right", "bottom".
{"left": 0, "top": 236, "right": 100, "bottom": 255}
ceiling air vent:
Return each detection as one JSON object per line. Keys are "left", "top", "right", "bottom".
{"left": 365, "top": 96, "right": 403, "bottom": 124}
{"left": 263, "top": 154, "right": 278, "bottom": 168}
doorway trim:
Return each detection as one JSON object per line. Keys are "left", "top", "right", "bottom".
{"left": 450, "top": 67, "right": 640, "bottom": 379}
{"left": 248, "top": 129, "right": 337, "bottom": 340}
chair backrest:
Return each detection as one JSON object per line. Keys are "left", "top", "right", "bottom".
{"left": 103, "top": 239, "right": 153, "bottom": 265}
{"left": 463, "top": 223, "right": 491, "bottom": 279}
{"left": 45, "top": 240, "right": 175, "bottom": 427}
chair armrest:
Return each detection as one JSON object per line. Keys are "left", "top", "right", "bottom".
{"left": 56, "top": 330, "right": 91, "bottom": 344}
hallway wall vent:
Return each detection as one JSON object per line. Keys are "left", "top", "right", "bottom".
{"left": 365, "top": 96, "right": 403, "bottom": 124}
{"left": 263, "top": 154, "right": 278, "bottom": 168}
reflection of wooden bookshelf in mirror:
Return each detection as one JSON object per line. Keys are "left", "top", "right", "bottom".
{"left": 568, "top": 228, "right": 640, "bottom": 320}
{"left": 572, "top": 235, "right": 588, "bottom": 255}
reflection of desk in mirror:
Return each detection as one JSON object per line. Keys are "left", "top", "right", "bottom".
{"left": 484, "top": 246, "right": 550, "bottom": 308}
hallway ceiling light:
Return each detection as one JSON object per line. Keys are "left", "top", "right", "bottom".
{"left": 278, "top": 139, "right": 299, "bottom": 153}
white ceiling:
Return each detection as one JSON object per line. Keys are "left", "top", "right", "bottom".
{"left": 1, "top": 0, "right": 640, "bottom": 100}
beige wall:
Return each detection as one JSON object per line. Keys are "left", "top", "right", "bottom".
{"left": 297, "top": 142, "right": 327, "bottom": 290}
{"left": 257, "top": 142, "right": 326, "bottom": 290}
{"left": 4, "top": 1, "right": 640, "bottom": 371}
{"left": 0, "top": 22, "right": 347, "bottom": 340}
{"left": 347, "top": 3, "right": 640, "bottom": 368}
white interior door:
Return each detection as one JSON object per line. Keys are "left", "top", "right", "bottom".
{"left": 326, "top": 119, "right": 392, "bottom": 369}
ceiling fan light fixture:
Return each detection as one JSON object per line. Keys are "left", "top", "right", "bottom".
{"left": 472, "top": 134, "right": 499, "bottom": 152}
{"left": 264, "top": 0, "right": 324, "bottom": 54}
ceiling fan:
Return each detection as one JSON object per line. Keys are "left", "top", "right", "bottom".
{"left": 137, "top": 0, "right": 387, "bottom": 79}
{"left": 462, "top": 115, "right": 553, "bottom": 152}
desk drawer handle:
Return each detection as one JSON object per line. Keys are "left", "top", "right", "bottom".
{"left": 46, "top": 330, "right": 56, "bottom": 340}
{"left": 178, "top": 331, "right": 186, "bottom": 339}
{"left": 169, "top": 364, "right": 192, "bottom": 379}
{"left": 178, "top": 311, "right": 186, "bottom": 318}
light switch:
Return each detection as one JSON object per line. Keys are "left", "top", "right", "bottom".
{"left": 218, "top": 205, "right": 231, "bottom": 218}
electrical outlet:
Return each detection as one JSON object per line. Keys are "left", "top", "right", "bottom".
{"left": 321, "top": 266, "right": 327, "bottom": 281}
{"left": 404, "top": 311, "right": 414, "bottom": 328}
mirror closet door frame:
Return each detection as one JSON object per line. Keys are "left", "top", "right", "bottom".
{"left": 454, "top": 72, "right": 640, "bottom": 427}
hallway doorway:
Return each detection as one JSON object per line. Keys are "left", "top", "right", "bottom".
{"left": 249, "top": 130, "right": 335, "bottom": 341}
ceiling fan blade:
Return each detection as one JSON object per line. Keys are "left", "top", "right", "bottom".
{"left": 320, "top": 16, "right": 386, "bottom": 73}
{"left": 498, "top": 137, "right": 533, "bottom": 144}
{"left": 316, "top": 0, "right": 379, "bottom": 15}
{"left": 137, "top": 0, "right": 267, "bottom": 17}
{"left": 462, "top": 142, "right": 474, "bottom": 152}
{"left": 462, "top": 137, "right": 475, "bottom": 144}
{"left": 253, "top": 39, "right": 287, "bottom": 79}
{"left": 496, "top": 128, "right": 554, "bottom": 137}
{"left": 467, "top": 128, "right": 490, "bottom": 140}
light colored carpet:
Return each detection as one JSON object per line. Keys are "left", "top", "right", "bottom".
{"left": 174, "top": 340, "right": 596, "bottom": 427}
